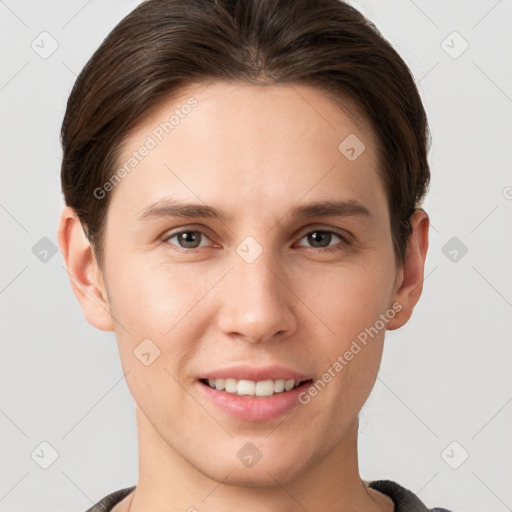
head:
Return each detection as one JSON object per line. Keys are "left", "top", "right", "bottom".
{"left": 58, "top": 0, "right": 430, "bottom": 489}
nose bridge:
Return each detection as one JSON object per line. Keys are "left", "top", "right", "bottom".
{"left": 217, "top": 243, "right": 297, "bottom": 343}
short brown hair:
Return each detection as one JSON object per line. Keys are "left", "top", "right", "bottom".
{"left": 60, "top": 0, "right": 430, "bottom": 271}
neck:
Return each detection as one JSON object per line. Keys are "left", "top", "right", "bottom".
{"left": 125, "top": 406, "right": 392, "bottom": 512}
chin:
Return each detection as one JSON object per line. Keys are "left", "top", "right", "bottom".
{"left": 209, "top": 461, "right": 306, "bottom": 488}
{"left": 191, "top": 442, "right": 314, "bottom": 488}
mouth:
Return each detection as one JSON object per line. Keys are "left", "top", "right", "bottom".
{"left": 196, "top": 365, "right": 314, "bottom": 421}
{"left": 198, "top": 377, "right": 313, "bottom": 398}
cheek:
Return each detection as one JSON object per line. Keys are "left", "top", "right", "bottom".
{"left": 296, "top": 257, "right": 395, "bottom": 402}
{"left": 109, "top": 256, "right": 207, "bottom": 329}
{"left": 106, "top": 258, "right": 213, "bottom": 376}
{"left": 297, "top": 257, "right": 395, "bottom": 344}
{"left": 107, "top": 261, "right": 208, "bottom": 424}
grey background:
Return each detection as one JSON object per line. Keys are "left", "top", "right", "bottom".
{"left": 1, "top": 0, "right": 511, "bottom": 511}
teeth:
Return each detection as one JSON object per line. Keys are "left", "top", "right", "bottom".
{"left": 284, "top": 379, "right": 295, "bottom": 391}
{"left": 255, "top": 380, "right": 273, "bottom": 396}
{"left": 274, "top": 379, "right": 285, "bottom": 393}
{"left": 204, "top": 378, "right": 303, "bottom": 396}
{"left": 237, "top": 379, "right": 255, "bottom": 395}
{"left": 225, "top": 378, "right": 237, "bottom": 393}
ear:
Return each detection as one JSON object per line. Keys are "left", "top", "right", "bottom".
{"left": 57, "top": 206, "right": 115, "bottom": 331}
{"left": 386, "top": 209, "right": 429, "bottom": 330}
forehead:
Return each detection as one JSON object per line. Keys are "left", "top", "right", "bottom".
{"left": 110, "top": 81, "right": 385, "bottom": 221}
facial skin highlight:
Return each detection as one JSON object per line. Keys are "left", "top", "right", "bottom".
{"left": 58, "top": 81, "right": 429, "bottom": 512}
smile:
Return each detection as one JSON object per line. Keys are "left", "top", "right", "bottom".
{"left": 200, "top": 378, "right": 307, "bottom": 397}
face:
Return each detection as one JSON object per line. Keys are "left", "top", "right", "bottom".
{"left": 91, "top": 82, "right": 405, "bottom": 486}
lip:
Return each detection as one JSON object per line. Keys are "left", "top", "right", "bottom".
{"left": 197, "top": 378, "right": 313, "bottom": 422}
{"left": 199, "top": 364, "right": 311, "bottom": 382}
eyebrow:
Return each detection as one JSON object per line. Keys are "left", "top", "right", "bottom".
{"left": 137, "top": 198, "right": 371, "bottom": 222}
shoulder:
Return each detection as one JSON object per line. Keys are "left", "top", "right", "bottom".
{"left": 83, "top": 486, "right": 136, "bottom": 512}
{"left": 367, "top": 479, "right": 453, "bottom": 512}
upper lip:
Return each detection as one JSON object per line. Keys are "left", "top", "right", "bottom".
{"left": 199, "top": 365, "right": 312, "bottom": 382}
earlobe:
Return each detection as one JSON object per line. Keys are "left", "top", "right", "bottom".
{"left": 386, "top": 209, "right": 429, "bottom": 331}
{"left": 57, "top": 206, "right": 115, "bottom": 332}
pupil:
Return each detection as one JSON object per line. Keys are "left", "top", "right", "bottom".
{"left": 180, "top": 231, "right": 200, "bottom": 248}
{"left": 309, "top": 231, "right": 330, "bottom": 247}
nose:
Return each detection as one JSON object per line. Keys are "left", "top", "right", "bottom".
{"left": 217, "top": 250, "right": 298, "bottom": 345}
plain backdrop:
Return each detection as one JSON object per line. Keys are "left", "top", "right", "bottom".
{"left": 1, "top": 1, "right": 511, "bottom": 511}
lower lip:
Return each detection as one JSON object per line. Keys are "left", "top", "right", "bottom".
{"left": 197, "top": 380, "right": 312, "bottom": 422}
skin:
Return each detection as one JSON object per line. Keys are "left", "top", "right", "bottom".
{"left": 58, "top": 81, "right": 429, "bottom": 512}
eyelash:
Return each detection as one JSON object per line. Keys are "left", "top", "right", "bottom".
{"left": 161, "top": 227, "right": 350, "bottom": 254}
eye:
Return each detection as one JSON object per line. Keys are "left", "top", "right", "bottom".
{"left": 162, "top": 227, "right": 350, "bottom": 254}
{"left": 296, "top": 229, "right": 349, "bottom": 253}
{"left": 163, "top": 229, "right": 212, "bottom": 250}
